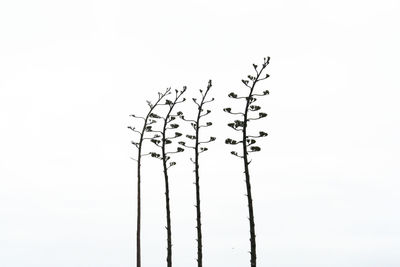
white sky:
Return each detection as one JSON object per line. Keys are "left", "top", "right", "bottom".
{"left": 1, "top": 0, "right": 399, "bottom": 266}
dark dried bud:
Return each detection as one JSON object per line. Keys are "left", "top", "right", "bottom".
{"left": 234, "top": 120, "right": 244, "bottom": 128}
{"left": 259, "top": 112, "right": 267, "bottom": 118}
{"left": 225, "top": 138, "right": 238, "bottom": 145}
{"left": 250, "top": 146, "right": 261, "bottom": 152}
{"left": 246, "top": 139, "right": 256, "bottom": 145}
{"left": 151, "top": 139, "right": 160, "bottom": 145}
{"left": 250, "top": 105, "right": 261, "bottom": 111}
{"left": 150, "top": 152, "right": 160, "bottom": 158}
{"left": 228, "top": 92, "right": 238, "bottom": 98}
{"left": 186, "top": 134, "right": 196, "bottom": 140}
{"left": 150, "top": 113, "right": 161, "bottom": 118}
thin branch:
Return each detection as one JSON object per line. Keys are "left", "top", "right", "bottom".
{"left": 257, "top": 74, "right": 270, "bottom": 81}
{"left": 203, "top": 97, "right": 215, "bottom": 104}
{"left": 131, "top": 141, "right": 139, "bottom": 148}
{"left": 130, "top": 114, "right": 146, "bottom": 120}
{"left": 231, "top": 151, "right": 244, "bottom": 158}
{"left": 128, "top": 126, "right": 142, "bottom": 135}
{"left": 165, "top": 150, "right": 184, "bottom": 155}
{"left": 225, "top": 138, "right": 243, "bottom": 145}
{"left": 165, "top": 135, "right": 182, "bottom": 140}
{"left": 223, "top": 108, "right": 245, "bottom": 116}
{"left": 228, "top": 127, "right": 242, "bottom": 132}
{"left": 247, "top": 117, "right": 265, "bottom": 121}
{"left": 178, "top": 141, "right": 195, "bottom": 149}
{"left": 241, "top": 79, "right": 252, "bottom": 89}
{"left": 180, "top": 116, "right": 196, "bottom": 123}
{"left": 192, "top": 98, "right": 200, "bottom": 108}
{"left": 246, "top": 131, "right": 268, "bottom": 139}
{"left": 176, "top": 98, "right": 186, "bottom": 104}
{"left": 252, "top": 93, "right": 268, "bottom": 97}
{"left": 198, "top": 137, "right": 216, "bottom": 144}
{"left": 228, "top": 92, "right": 248, "bottom": 99}
{"left": 198, "top": 124, "right": 212, "bottom": 128}
{"left": 150, "top": 141, "right": 162, "bottom": 148}
{"left": 199, "top": 110, "right": 211, "bottom": 117}
{"left": 246, "top": 135, "right": 263, "bottom": 139}
{"left": 199, "top": 148, "right": 209, "bottom": 154}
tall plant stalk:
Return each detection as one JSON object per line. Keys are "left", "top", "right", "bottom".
{"left": 128, "top": 88, "right": 171, "bottom": 267}
{"left": 224, "top": 58, "right": 270, "bottom": 267}
{"left": 148, "top": 88, "right": 186, "bottom": 267}
{"left": 178, "top": 80, "right": 215, "bottom": 267}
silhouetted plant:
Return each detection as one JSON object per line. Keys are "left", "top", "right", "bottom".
{"left": 224, "top": 57, "right": 270, "bottom": 267}
{"left": 147, "top": 87, "right": 187, "bottom": 267}
{"left": 128, "top": 88, "right": 172, "bottom": 267}
{"left": 178, "top": 80, "right": 215, "bottom": 267}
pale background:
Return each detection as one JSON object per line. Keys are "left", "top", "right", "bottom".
{"left": 1, "top": 0, "right": 399, "bottom": 266}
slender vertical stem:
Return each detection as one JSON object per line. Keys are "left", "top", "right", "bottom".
{"left": 194, "top": 124, "right": 202, "bottom": 267}
{"left": 194, "top": 99, "right": 204, "bottom": 266}
{"left": 242, "top": 69, "right": 263, "bottom": 267}
{"left": 136, "top": 112, "right": 150, "bottom": 267}
{"left": 160, "top": 90, "right": 185, "bottom": 267}
{"left": 162, "top": 116, "right": 173, "bottom": 267}
{"left": 136, "top": 124, "right": 146, "bottom": 267}
{"left": 136, "top": 144, "right": 142, "bottom": 267}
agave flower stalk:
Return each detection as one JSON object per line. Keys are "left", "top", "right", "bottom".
{"left": 178, "top": 80, "right": 215, "bottom": 267}
{"left": 128, "top": 88, "right": 171, "bottom": 267}
{"left": 147, "top": 87, "right": 186, "bottom": 267}
{"left": 224, "top": 57, "right": 271, "bottom": 267}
